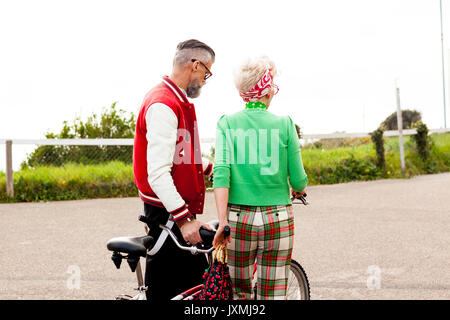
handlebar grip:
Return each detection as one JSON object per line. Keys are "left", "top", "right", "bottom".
{"left": 199, "top": 227, "right": 215, "bottom": 244}
{"left": 138, "top": 214, "right": 149, "bottom": 224}
{"left": 199, "top": 226, "right": 231, "bottom": 244}
{"left": 224, "top": 225, "right": 231, "bottom": 238}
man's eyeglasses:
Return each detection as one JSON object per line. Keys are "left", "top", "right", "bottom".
{"left": 191, "top": 59, "right": 212, "bottom": 80}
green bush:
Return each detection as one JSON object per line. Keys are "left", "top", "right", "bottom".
{"left": 24, "top": 103, "right": 135, "bottom": 168}
{"left": 305, "top": 155, "right": 382, "bottom": 185}
{"left": 381, "top": 109, "right": 422, "bottom": 130}
{"left": 369, "top": 126, "right": 386, "bottom": 169}
{"left": 410, "top": 121, "right": 438, "bottom": 173}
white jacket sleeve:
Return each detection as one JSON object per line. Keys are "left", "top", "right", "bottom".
{"left": 145, "top": 103, "right": 191, "bottom": 222}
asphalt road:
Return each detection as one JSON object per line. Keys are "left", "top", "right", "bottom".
{"left": 1, "top": 172, "right": 449, "bottom": 300}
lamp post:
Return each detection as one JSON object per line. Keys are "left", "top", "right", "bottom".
{"left": 396, "top": 86, "right": 406, "bottom": 175}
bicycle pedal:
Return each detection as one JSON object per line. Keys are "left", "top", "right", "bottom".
{"left": 134, "top": 286, "right": 148, "bottom": 292}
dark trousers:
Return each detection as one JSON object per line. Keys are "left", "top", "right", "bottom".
{"left": 143, "top": 203, "right": 208, "bottom": 300}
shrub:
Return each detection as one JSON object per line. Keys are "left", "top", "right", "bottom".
{"left": 411, "top": 121, "right": 438, "bottom": 173}
{"left": 24, "top": 103, "right": 135, "bottom": 168}
{"left": 412, "top": 121, "right": 430, "bottom": 161}
{"left": 369, "top": 126, "right": 386, "bottom": 169}
{"left": 381, "top": 109, "right": 422, "bottom": 130}
{"left": 305, "top": 155, "right": 382, "bottom": 185}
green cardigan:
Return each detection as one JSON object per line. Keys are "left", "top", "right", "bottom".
{"left": 213, "top": 104, "right": 308, "bottom": 206}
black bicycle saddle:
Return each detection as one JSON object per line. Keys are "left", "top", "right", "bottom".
{"left": 106, "top": 236, "right": 154, "bottom": 257}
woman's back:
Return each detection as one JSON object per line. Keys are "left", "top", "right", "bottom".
{"left": 213, "top": 103, "right": 308, "bottom": 206}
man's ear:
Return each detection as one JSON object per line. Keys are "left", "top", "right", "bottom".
{"left": 191, "top": 60, "right": 199, "bottom": 72}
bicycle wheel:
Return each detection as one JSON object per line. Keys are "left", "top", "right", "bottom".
{"left": 286, "top": 259, "right": 310, "bottom": 300}
{"left": 252, "top": 259, "right": 310, "bottom": 300}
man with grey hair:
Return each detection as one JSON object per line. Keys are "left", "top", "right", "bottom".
{"left": 172, "top": 40, "right": 215, "bottom": 98}
{"left": 133, "top": 39, "right": 215, "bottom": 300}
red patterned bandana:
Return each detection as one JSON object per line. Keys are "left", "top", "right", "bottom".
{"left": 239, "top": 67, "right": 279, "bottom": 102}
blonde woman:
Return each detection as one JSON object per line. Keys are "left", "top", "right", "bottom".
{"left": 212, "top": 56, "right": 308, "bottom": 300}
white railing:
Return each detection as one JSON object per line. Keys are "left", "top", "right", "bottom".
{"left": 3, "top": 128, "right": 450, "bottom": 146}
{"left": 6, "top": 139, "right": 134, "bottom": 146}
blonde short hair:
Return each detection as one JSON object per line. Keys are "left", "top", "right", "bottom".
{"left": 233, "top": 56, "right": 278, "bottom": 93}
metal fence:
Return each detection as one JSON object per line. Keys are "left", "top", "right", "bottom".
{"left": 1, "top": 128, "right": 449, "bottom": 200}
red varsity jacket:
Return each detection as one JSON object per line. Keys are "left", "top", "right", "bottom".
{"left": 133, "top": 76, "right": 206, "bottom": 221}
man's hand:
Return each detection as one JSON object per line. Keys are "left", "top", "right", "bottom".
{"left": 179, "top": 219, "right": 213, "bottom": 245}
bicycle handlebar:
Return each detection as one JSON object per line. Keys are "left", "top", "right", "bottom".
{"left": 199, "top": 225, "right": 230, "bottom": 244}
{"left": 292, "top": 193, "right": 309, "bottom": 205}
{"left": 158, "top": 224, "right": 230, "bottom": 255}
{"left": 155, "top": 192, "right": 306, "bottom": 255}
{"left": 143, "top": 190, "right": 306, "bottom": 257}
{"left": 207, "top": 188, "right": 310, "bottom": 205}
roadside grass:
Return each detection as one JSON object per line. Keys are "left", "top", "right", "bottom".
{"left": 0, "top": 161, "right": 137, "bottom": 202}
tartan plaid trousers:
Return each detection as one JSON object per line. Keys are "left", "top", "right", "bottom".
{"left": 227, "top": 203, "right": 294, "bottom": 300}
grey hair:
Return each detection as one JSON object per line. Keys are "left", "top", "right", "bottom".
{"left": 173, "top": 39, "right": 216, "bottom": 66}
{"left": 234, "top": 56, "right": 277, "bottom": 93}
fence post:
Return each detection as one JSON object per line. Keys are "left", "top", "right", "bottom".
{"left": 396, "top": 87, "right": 406, "bottom": 175}
{"left": 6, "top": 140, "right": 14, "bottom": 198}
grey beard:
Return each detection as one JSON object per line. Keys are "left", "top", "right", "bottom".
{"left": 186, "top": 82, "right": 202, "bottom": 98}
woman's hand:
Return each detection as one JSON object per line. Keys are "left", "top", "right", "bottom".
{"left": 292, "top": 189, "right": 307, "bottom": 199}
{"left": 213, "top": 223, "right": 232, "bottom": 248}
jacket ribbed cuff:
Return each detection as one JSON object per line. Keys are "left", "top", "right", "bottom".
{"left": 169, "top": 203, "right": 193, "bottom": 223}
{"left": 204, "top": 162, "right": 213, "bottom": 176}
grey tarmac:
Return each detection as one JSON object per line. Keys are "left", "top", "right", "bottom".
{"left": 1, "top": 172, "right": 449, "bottom": 300}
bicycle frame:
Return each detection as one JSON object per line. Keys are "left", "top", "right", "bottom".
{"left": 114, "top": 260, "right": 147, "bottom": 300}
{"left": 172, "top": 284, "right": 204, "bottom": 300}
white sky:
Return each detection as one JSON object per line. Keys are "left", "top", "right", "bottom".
{"left": 0, "top": 0, "right": 449, "bottom": 169}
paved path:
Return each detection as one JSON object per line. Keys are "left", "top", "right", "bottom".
{"left": 1, "top": 173, "right": 449, "bottom": 300}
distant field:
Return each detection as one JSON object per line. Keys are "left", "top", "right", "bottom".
{"left": 1, "top": 133, "right": 449, "bottom": 202}
{"left": 302, "top": 133, "right": 450, "bottom": 184}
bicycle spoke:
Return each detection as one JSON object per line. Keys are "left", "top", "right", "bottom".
{"left": 286, "top": 269, "right": 302, "bottom": 300}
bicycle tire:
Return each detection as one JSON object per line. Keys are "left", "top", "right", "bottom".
{"left": 286, "top": 259, "right": 310, "bottom": 300}
{"left": 252, "top": 259, "right": 310, "bottom": 300}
